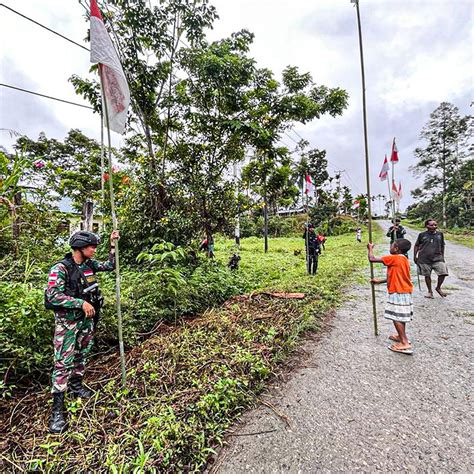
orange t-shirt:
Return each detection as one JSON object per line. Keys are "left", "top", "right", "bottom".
{"left": 381, "top": 254, "right": 413, "bottom": 294}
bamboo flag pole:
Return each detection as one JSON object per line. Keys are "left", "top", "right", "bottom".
{"left": 386, "top": 177, "right": 392, "bottom": 219}
{"left": 100, "top": 72, "right": 127, "bottom": 386}
{"left": 306, "top": 193, "right": 310, "bottom": 275}
{"left": 352, "top": 0, "right": 378, "bottom": 336}
{"left": 391, "top": 151, "right": 396, "bottom": 218}
{"left": 100, "top": 107, "right": 106, "bottom": 232}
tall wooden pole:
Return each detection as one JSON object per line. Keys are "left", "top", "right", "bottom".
{"left": 263, "top": 154, "right": 269, "bottom": 253}
{"left": 391, "top": 147, "right": 396, "bottom": 218}
{"left": 353, "top": 0, "right": 378, "bottom": 335}
{"left": 386, "top": 178, "right": 392, "bottom": 219}
{"left": 100, "top": 107, "right": 106, "bottom": 231}
{"left": 100, "top": 70, "right": 127, "bottom": 385}
{"left": 233, "top": 162, "right": 241, "bottom": 249}
{"left": 305, "top": 194, "right": 310, "bottom": 275}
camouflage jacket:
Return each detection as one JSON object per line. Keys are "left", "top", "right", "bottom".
{"left": 46, "top": 252, "right": 115, "bottom": 320}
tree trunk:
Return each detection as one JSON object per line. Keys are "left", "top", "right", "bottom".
{"left": 144, "top": 124, "right": 156, "bottom": 172}
{"left": 263, "top": 173, "right": 269, "bottom": 253}
{"left": 12, "top": 192, "right": 22, "bottom": 240}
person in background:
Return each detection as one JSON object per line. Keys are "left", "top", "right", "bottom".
{"left": 317, "top": 232, "right": 326, "bottom": 252}
{"left": 413, "top": 219, "right": 448, "bottom": 298}
{"left": 386, "top": 218, "right": 407, "bottom": 244}
{"left": 303, "top": 223, "right": 321, "bottom": 275}
{"left": 199, "top": 235, "right": 215, "bottom": 258}
{"left": 356, "top": 227, "right": 362, "bottom": 243}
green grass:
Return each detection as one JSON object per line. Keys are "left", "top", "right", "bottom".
{"left": 2, "top": 229, "right": 383, "bottom": 473}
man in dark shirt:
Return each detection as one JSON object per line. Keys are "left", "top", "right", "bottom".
{"left": 303, "top": 223, "right": 321, "bottom": 275}
{"left": 414, "top": 219, "right": 448, "bottom": 298}
{"left": 386, "top": 218, "right": 407, "bottom": 244}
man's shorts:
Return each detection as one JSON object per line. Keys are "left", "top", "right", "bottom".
{"left": 417, "top": 261, "right": 448, "bottom": 277}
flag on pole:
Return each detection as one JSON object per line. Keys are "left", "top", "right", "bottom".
{"left": 390, "top": 138, "right": 399, "bottom": 163}
{"left": 391, "top": 180, "right": 400, "bottom": 202}
{"left": 304, "top": 175, "right": 315, "bottom": 198}
{"left": 352, "top": 199, "right": 360, "bottom": 209}
{"left": 379, "top": 155, "right": 389, "bottom": 181}
{"left": 90, "top": 0, "right": 130, "bottom": 134}
{"left": 398, "top": 182, "right": 403, "bottom": 200}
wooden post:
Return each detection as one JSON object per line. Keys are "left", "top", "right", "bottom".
{"left": 82, "top": 200, "right": 94, "bottom": 232}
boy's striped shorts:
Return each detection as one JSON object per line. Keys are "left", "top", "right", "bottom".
{"left": 384, "top": 292, "right": 413, "bottom": 323}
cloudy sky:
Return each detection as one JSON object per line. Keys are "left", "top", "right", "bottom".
{"left": 1, "top": 0, "right": 472, "bottom": 210}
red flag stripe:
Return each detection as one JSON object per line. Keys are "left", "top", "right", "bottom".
{"left": 90, "top": 0, "right": 103, "bottom": 20}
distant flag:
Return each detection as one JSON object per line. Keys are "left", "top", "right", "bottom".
{"left": 90, "top": 0, "right": 130, "bottom": 134}
{"left": 398, "top": 182, "right": 403, "bottom": 200}
{"left": 304, "top": 175, "right": 315, "bottom": 198}
{"left": 379, "top": 155, "right": 389, "bottom": 181}
{"left": 352, "top": 199, "right": 360, "bottom": 209}
{"left": 392, "top": 180, "right": 400, "bottom": 202}
{"left": 390, "top": 138, "right": 399, "bottom": 164}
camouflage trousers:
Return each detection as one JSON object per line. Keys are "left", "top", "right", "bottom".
{"left": 51, "top": 316, "right": 95, "bottom": 393}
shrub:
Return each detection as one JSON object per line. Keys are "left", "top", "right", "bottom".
{"left": 0, "top": 282, "right": 54, "bottom": 386}
{"left": 238, "top": 215, "right": 304, "bottom": 238}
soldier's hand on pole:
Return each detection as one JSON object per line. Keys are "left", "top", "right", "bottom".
{"left": 82, "top": 301, "right": 96, "bottom": 318}
{"left": 110, "top": 230, "right": 120, "bottom": 245}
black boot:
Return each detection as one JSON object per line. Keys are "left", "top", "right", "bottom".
{"left": 49, "top": 392, "right": 68, "bottom": 434}
{"left": 69, "top": 377, "right": 94, "bottom": 398}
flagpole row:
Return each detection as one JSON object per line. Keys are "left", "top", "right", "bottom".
{"left": 353, "top": 0, "right": 378, "bottom": 336}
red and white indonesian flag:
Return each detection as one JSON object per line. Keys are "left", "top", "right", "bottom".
{"left": 398, "top": 182, "right": 403, "bottom": 200}
{"left": 352, "top": 199, "right": 360, "bottom": 209}
{"left": 390, "top": 137, "right": 399, "bottom": 164}
{"left": 379, "top": 155, "right": 389, "bottom": 181}
{"left": 304, "top": 175, "right": 315, "bottom": 198}
{"left": 90, "top": 0, "right": 130, "bottom": 134}
{"left": 391, "top": 179, "right": 400, "bottom": 202}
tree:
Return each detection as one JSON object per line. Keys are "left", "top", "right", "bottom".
{"left": 410, "top": 102, "right": 472, "bottom": 226}
{"left": 72, "top": 0, "right": 217, "bottom": 172}
{"left": 14, "top": 130, "right": 107, "bottom": 212}
{"left": 167, "top": 31, "right": 259, "bottom": 244}
{"left": 242, "top": 146, "right": 300, "bottom": 216}
{"left": 293, "top": 147, "right": 330, "bottom": 205}
{"left": 240, "top": 66, "right": 348, "bottom": 251}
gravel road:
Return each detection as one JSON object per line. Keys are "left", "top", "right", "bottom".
{"left": 216, "top": 222, "right": 474, "bottom": 473}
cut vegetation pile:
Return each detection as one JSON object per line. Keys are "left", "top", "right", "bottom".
{"left": 1, "top": 231, "right": 379, "bottom": 472}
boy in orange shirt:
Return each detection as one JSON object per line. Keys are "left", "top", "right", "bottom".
{"left": 368, "top": 239, "right": 414, "bottom": 355}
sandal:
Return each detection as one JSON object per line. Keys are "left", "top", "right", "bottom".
{"left": 388, "top": 335, "right": 411, "bottom": 344}
{"left": 388, "top": 344, "right": 413, "bottom": 355}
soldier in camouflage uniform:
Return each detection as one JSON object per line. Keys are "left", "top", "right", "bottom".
{"left": 45, "top": 230, "right": 118, "bottom": 433}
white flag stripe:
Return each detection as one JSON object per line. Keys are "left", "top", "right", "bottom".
{"left": 90, "top": 16, "right": 130, "bottom": 134}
